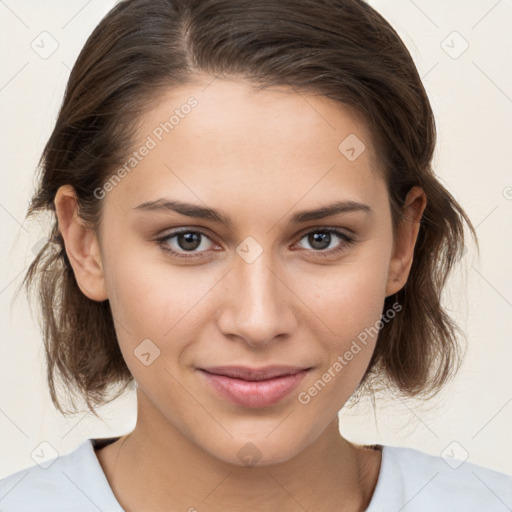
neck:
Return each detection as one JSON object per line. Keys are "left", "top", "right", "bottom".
{"left": 97, "top": 391, "right": 378, "bottom": 512}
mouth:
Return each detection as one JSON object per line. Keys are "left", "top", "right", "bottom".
{"left": 197, "top": 365, "right": 312, "bottom": 408}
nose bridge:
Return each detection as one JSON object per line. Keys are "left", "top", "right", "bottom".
{"left": 218, "top": 242, "right": 295, "bottom": 346}
{"left": 240, "top": 250, "right": 280, "bottom": 308}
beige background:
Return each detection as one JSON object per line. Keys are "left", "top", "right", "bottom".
{"left": 0, "top": 0, "right": 511, "bottom": 479}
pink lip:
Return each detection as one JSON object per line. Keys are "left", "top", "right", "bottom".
{"left": 198, "top": 365, "right": 311, "bottom": 408}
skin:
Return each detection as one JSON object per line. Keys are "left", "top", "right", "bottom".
{"left": 54, "top": 78, "right": 426, "bottom": 512}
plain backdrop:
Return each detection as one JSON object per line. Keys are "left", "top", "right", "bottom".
{"left": 0, "top": 0, "right": 511, "bottom": 479}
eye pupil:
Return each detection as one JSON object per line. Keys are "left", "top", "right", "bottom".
{"left": 309, "top": 231, "right": 331, "bottom": 250}
{"left": 178, "top": 232, "right": 201, "bottom": 251}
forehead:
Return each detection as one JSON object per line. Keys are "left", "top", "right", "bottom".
{"left": 108, "top": 78, "right": 385, "bottom": 214}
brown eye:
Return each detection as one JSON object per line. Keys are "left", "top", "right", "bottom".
{"left": 157, "top": 229, "right": 217, "bottom": 260}
{"left": 174, "top": 232, "right": 202, "bottom": 251}
{"left": 295, "top": 228, "right": 355, "bottom": 257}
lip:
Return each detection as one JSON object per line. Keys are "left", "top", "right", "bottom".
{"left": 198, "top": 365, "right": 311, "bottom": 408}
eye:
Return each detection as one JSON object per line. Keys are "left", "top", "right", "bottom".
{"left": 294, "top": 228, "right": 355, "bottom": 258}
{"left": 155, "top": 226, "right": 356, "bottom": 261}
{"left": 156, "top": 229, "right": 218, "bottom": 260}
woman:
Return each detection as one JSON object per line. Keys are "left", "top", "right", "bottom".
{"left": 1, "top": 0, "right": 510, "bottom": 510}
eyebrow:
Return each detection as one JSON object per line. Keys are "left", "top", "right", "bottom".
{"left": 132, "top": 198, "right": 372, "bottom": 228}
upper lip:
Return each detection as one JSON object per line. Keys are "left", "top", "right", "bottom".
{"left": 199, "top": 365, "right": 311, "bottom": 381}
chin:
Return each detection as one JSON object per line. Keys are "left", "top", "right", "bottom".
{"left": 199, "top": 433, "right": 309, "bottom": 469}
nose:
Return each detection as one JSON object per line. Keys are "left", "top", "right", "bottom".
{"left": 216, "top": 251, "right": 298, "bottom": 348}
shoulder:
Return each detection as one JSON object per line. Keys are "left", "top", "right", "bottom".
{"left": 367, "top": 443, "right": 512, "bottom": 511}
{"left": 0, "top": 438, "right": 123, "bottom": 512}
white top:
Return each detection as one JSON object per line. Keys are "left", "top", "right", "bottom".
{"left": 0, "top": 437, "right": 511, "bottom": 511}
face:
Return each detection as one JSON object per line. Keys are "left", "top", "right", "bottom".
{"left": 57, "top": 78, "right": 424, "bottom": 466}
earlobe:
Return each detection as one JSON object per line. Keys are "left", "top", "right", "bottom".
{"left": 385, "top": 186, "right": 427, "bottom": 297}
{"left": 54, "top": 185, "right": 108, "bottom": 301}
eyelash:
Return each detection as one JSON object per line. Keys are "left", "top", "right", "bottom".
{"left": 155, "top": 227, "right": 356, "bottom": 261}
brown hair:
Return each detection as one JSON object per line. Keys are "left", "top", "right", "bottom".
{"left": 17, "top": 0, "right": 477, "bottom": 416}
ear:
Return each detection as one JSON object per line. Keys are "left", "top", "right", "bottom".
{"left": 54, "top": 185, "right": 108, "bottom": 301}
{"left": 385, "top": 186, "right": 427, "bottom": 297}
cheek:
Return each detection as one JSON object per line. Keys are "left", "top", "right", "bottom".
{"left": 101, "top": 240, "right": 218, "bottom": 367}
{"left": 296, "top": 244, "right": 391, "bottom": 342}
{"left": 294, "top": 270, "right": 389, "bottom": 419}
{"left": 292, "top": 241, "right": 392, "bottom": 402}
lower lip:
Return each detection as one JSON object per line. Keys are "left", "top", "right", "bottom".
{"left": 198, "top": 369, "right": 309, "bottom": 408}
